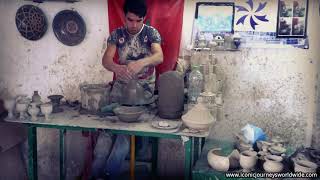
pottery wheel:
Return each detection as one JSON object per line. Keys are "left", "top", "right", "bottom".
{"left": 15, "top": 4, "right": 47, "bottom": 40}
{"left": 52, "top": 9, "right": 86, "bottom": 46}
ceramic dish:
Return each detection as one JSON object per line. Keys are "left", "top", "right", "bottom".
{"left": 268, "top": 146, "right": 286, "bottom": 155}
{"left": 113, "top": 106, "right": 145, "bottom": 123}
{"left": 151, "top": 120, "right": 181, "bottom": 130}
{"left": 53, "top": 9, "right": 86, "bottom": 46}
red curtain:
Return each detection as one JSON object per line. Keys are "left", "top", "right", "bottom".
{"left": 107, "top": 0, "right": 184, "bottom": 78}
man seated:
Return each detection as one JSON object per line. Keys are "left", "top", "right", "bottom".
{"left": 90, "top": 0, "right": 163, "bottom": 179}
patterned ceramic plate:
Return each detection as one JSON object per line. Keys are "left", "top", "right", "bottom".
{"left": 15, "top": 4, "right": 47, "bottom": 40}
{"left": 53, "top": 9, "right": 86, "bottom": 46}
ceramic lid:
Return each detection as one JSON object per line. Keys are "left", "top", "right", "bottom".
{"left": 182, "top": 97, "right": 215, "bottom": 125}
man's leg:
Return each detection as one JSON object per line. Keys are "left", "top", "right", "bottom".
{"left": 136, "top": 136, "right": 149, "bottom": 159}
{"left": 91, "top": 132, "right": 113, "bottom": 178}
{"left": 19, "top": 139, "right": 29, "bottom": 174}
{"left": 104, "top": 134, "right": 130, "bottom": 179}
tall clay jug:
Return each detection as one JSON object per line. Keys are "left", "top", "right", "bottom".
{"left": 158, "top": 71, "right": 184, "bottom": 119}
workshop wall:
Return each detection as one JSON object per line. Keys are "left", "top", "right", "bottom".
{"left": 181, "top": 0, "right": 320, "bottom": 149}
{"left": 0, "top": 0, "right": 110, "bottom": 179}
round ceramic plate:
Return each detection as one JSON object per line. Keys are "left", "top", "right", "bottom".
{"left": 52, "top": 9, "right": 86, "bottom": 46}
{"left": 15, "top": 4, "right": 48, "bottom": 40}
{"left": 151, "top": 120, "right": 181, "bottom": 130}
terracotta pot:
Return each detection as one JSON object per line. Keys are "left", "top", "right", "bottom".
{"left": 263, "top": 155, "right": 283, "bottom": 173}
{"left": 240, "top": 150, "right": 257, "bottom": 172}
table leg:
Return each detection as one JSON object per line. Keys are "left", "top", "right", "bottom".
{"left": 151, "top": 137, "right": 158, "bottom": 179}
{"left": 193, "top": 137, "right": 199, "bottom": 165}
{"left": 28, "top": 126, "right": 38, "bottom": 180}
{"left": 201, "top": 137, "right": 205, "bottom": 149}
{"left": 59, "top": 129, "right": 66, "bottom": 180}
{"left": 130, "top": 135, "right": 135, "bottom": 180}
{"left": 184, "top": 138, "right": 192, "bottom": 180}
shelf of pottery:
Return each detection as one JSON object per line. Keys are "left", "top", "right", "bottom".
{"left": 3, "top": 91, "right": 56, "bottom": 122}
{"left": 179, "top": 49, "right": 225, "bottom": 122}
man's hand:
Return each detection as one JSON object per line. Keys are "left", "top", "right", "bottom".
{"left": 127, "top": 60, "right": 146, "bottom": 76}
{"left": 114, "top": 65, "right": 133, "bottom": 82}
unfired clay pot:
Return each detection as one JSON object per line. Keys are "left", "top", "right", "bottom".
{"left": 182, "top": 97, "right": 215, "bottom": 130}
{"left": 207, "top": 148, "right": 230, "bottom": 172}
{"left": 263, "top": 154, "right": 283, "bottom": 173}
{"left": 240, "top": 150, "right": 257, "bottom": 172}
{"left": 16, "top": 100, "right": 29, "bottom": 119}
{"left": 28, "top": 102, "right": 40, "bottom": 121}
{"left": 4, "top": 97, "right": 16, "bottom": 119}
{"left": 207, "top": 148, "right": 240, "bottom": 172}
{"left": 158, "top": 71, "right": 184, "bottom": 119}
{"left": 40, "top": 103, "right": 53, "bottom": 121}
{"left": 294, "top": 159, "right": 318, "bottom": 173}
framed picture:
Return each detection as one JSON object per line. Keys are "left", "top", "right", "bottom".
{"left": 276, "top": 0, "right": 308, "bottom": 38}
{"left": 194, "top": 2, "right": 235, "bottom": 33}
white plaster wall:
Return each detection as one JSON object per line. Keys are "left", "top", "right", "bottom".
{"left": 181, "top": 0, "right": 320, "bottom": 147}
{"left": 0, "top": 0, "right": 112, "bottom": 101}
{"left": 0, "top": 0, "right": 111, "bottom": 179}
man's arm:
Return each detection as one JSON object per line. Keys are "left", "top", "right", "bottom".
{"left": 127, "top": 43, "right": 163, "bottom": 75}
{"left": 102, "top": 43, "right": 133, "bottom": 81}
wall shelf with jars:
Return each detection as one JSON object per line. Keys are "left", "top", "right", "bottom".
{"left": 180, "top": 47, "right": 225, "bottom": 122}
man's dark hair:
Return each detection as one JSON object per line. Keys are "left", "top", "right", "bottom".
{"left": 123, "top": 0, "right": 147, "bottom": 18}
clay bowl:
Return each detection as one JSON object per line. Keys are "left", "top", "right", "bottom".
{"left": 113, "top": 106, "right": 145, "bottom": 123}
{"left": 294, "top": 159, "right": 318, "bottom": 173}
{"left": 268, "top": 145, "right": 286, "bottom": 156}
{"left": 207, "top": 148, "right": 230, "bottom": 172}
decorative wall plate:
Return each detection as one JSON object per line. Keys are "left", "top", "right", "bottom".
{"left": 52, "top": 9, "right": 86, "bottom": 46}
{"left": 15, "top": 4, "right": 48, "bottom": 40}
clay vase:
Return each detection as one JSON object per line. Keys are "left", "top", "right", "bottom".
{"left": 16, "top": 100, "right": 29, "bottom": 120}
{"left": 182, "top": 97, "right": 215, "bottom": 130}
{"left": 158, "top": 71, "right": 184, "bottom": 119}
{"left": 32, "top": 91, "right": 42, "bottom": 104}
{"left": 48, "top": 95, "right": 64, "bottom": 113}
{"left": 263, "top": 155, "right": 284, "bottom": 173}
{"left": 4, "top": 97, "right": 16, "bottom": 119}
{"left": 28, "top": 102, "right": 40, "bottom": 121}
{"left": 40, "top": 103, "right": 53, "bottom": 121}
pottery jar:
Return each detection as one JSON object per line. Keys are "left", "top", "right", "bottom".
{"left": 32, "top": 91, "right": 41, "bottom": 104}
{"left": 4, "top": 97, "right": 16, "bottom": 119}
{"left": 239, "top": 150, "right": 258, "bottom": 172}
{"left": 158, "top": 71, "right": 184, "bottom": 119}
{"left": 294, "top": 159, "right": 318, "bottom": 173}
{"left": 263, "top": 154, "right": 284, "bottom": 173}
